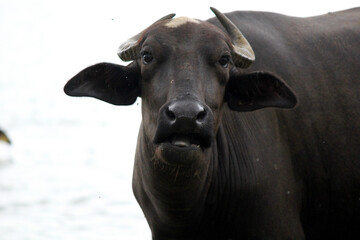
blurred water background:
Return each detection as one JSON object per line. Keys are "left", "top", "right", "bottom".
{"left": 0, "top": 0, "right": 357, "bottom": 239}
{"left": 0, "top": 46, "right": 148, "bottom": 239}
{"left": 0, "top": 1, "right": 149, "bottom": 238}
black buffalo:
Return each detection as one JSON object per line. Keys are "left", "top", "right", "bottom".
{"left": 64, "top": 7, "right": 360, "bottom": 239}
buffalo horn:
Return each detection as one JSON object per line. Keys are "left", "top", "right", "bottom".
{"left": 118, "top": 13, "right": 176, "bottom": 61}
{"left": 210, "top": 7, "right": 255, "bottom": 68}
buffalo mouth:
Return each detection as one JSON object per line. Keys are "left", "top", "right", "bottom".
{"left": 170, "top": 134, "right": 204, "bottom": 149}
{"left": 154, "top": 133, "right": 212, "bottom": 151}
{"left": 154, "top": 133, "right": 211, "bottom": 166}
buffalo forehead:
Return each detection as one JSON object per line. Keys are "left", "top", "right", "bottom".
{"left": 143, "top": 20, "right": 232, "bottom": 52}
{"left": 164, "top": 17, "right": 201, "bottom": 28}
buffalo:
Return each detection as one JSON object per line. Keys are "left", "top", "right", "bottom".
{"left": 64, "top": 7, "right": 360, "bottom": 239}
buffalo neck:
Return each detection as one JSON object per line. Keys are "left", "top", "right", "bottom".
{"left": 133, "top": 123, "right": 218, "bottom": 236}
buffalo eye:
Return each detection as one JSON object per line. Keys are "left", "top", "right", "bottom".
{"left": 142, "top": 51, "right": 154, "bottom": 65}
{"left": 218, "top": 55, "right": 230, "bottom": 68}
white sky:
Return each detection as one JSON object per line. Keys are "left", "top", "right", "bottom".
{"left": 0, "top": 0, "right": 358, "bottom": 91}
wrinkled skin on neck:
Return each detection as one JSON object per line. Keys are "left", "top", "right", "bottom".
{"left": 133, "top": 125, "right": 214, "bottom": 237}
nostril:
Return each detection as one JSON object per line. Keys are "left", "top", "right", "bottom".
{"left": 166, "top": 107, "right": 176, "bottom": 121}
{"left": 196, "top": 109, "right": 207, "bottom": 122}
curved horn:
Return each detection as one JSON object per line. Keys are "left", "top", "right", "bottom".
{"left": 118, "top": 13, "right": 176, "bottom": 62}
{"left": 210, "top": 7, "right": 255, "bottom": 68}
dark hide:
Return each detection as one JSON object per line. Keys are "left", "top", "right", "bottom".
{"left": 65, "top": 7, "right": 360, "bottom": 240}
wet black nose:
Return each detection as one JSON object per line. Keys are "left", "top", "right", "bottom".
{"left": 165, "top": 101, "right": 207, "bottom": 130}
{"left": 153, "top": 99, "right": 214, "bottom": 148}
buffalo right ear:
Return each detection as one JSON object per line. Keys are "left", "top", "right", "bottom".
{"left": 64, "top": 62, "right": 141, "bottom": 105}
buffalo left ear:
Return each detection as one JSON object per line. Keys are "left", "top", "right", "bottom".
{"left": 64, "top": 62, "right": 141, "bottom": 105}
{"left": 226, "top": 71, "right": 297, "bottom": 111}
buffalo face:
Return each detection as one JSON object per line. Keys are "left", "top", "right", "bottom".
{"left": 64, "top": 8, "right": 297, "bottom": 168}
{"left": 137, "top": 20, "right": 237, "bottom": 166}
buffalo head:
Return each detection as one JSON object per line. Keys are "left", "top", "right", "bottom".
{"left": 64, "top": 8, "right": 296, "bottom": 167}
